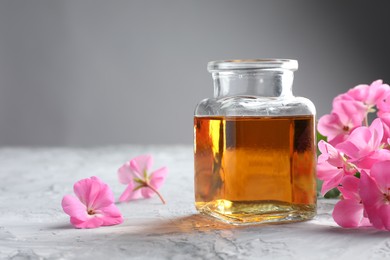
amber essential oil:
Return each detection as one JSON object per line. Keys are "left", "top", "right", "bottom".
{"left": 194, "top": 115, "right": 317, "bottom": 225}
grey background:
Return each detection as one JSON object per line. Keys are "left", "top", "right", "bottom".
{"left": 0, "top": 1, "right": 389, "bottom": 146}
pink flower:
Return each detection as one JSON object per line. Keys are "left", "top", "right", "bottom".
{"left": 332, "top": 176, "right": 370, "bottom": 228}
{"left": 360, "top": 162, "right": 390, "bottom": 231}
{"left": 62, "top": 176, "right": 123, "bottom": 229}
{"left": 332, "top": 93, "right": 368, "bottom": 124}
{"left": 318, "top": 97, "right": 366, "bottom": 146}
{"left": 347, "top": 80, "right": 388, "bottom": 108}
{"left": 318, "top": 113, "right": 349, "bottom": 146}
{"left": 317, "top": 140, "right": 356, "bottom": 195}
{"left": 118, "top": 154, "right": 167, "bottom": 204}
{"left": 336, "top": 118, "right": 390, "bottom": 169}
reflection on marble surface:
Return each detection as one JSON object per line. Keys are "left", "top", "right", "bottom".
{"left": 0, "top": 146, "right": 389, "bottom": 259}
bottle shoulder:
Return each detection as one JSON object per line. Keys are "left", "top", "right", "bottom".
{"left": 194, "top": 96, "right": 316, "bottom": 117}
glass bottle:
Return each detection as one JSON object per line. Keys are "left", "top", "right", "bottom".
{"left": 194, "top": 59, "right": 316, "bottom": 225}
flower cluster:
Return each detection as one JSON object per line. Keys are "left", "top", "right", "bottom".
{"left": 318, "top": 80, "right": 390, "bottom": 230}
{"left": 61, "top": 155, "right": 167, "bottom": 229}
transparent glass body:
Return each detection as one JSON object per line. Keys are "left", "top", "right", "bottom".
{"left": 194, "top": 59, "right": 317, "bottom": 225}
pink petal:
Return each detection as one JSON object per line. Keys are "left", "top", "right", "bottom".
{"left": 360, "top": 171, "right": 384, "bottom": 216}
{"left": 140, "top": 187, "right": 155, "bottom": 198}
{"left": 347, "top": 80, "right": 387, "bottom": 107}
{"left": 317, "top": 140, "right": 334, "bottom": 164}
{"left": 338, "top": 176, "right": 360, "bottom": 201}
{"left": 333, "top": 92, "right": 355, "bottom": 102}
{"left": 318, "top": 162, "right": 344, "bottom": 196}
{"left": 70, "top": 216, "right": 104, "bottom": 229}
{"left": 318, "top": 114, "right": 344, "bottom": 140}
{"left": 379, "top": 112, "right": 390, "bottom": 142}
{"left": 337, "top": 119, "right": 384, "bottom": 168}
{"left": 97, "top": 204, "right": 124, "bottom": 226}
{"left": 73, "top": 178, "right": 95, "bottom": 205}
{"left": 129, "top": 155, "right": 153, "bottom": 176}
{"left": 328, "top": 133, "right": 349, "bottom": 147}
{"left": 377, "top": 88, "right": 390, "bottom": 112}
{"left": 332, "top": 98, "right": 367, "bottom": 127}
{"left": 118, "top": 182, "right": 142, "bottom": 202}
{"left": 336, "top": 142, "right": 360, "bottom": 161}
{"left": 62, "top": 195, "right": 88, "bottom": 221}
{"left": 347, "top": 84, "right": 370, "bottom": 103}
{"left": 317, "top": 161, "right": 343, "bottom": 181}
{"left": 332, "top": 200, "right": 367, "bottom": 228}
{"left": 369, "top": 80, "right": 387, "bottom": 107}
{"left": 90, "top": 181, "right": 115, "bottom": 210}
{"left": 378, "top": 205, "right": 390, "bottom": 231}
{"left": 149, "top": 166, "right": 168, "bottom": 190}
{"left": 336, "top": 125, "right": 384, "bottom": 163}
{"left": 332, "top": 199, "right": 366, "bottom": 228}
{"left": 73, "top": 177, "right": 102, "bottom": 208}
{"left": 369, "top": 118, "right": 384, "bottom": 149}
{"left": 321, "top": 172, "right": 343, "bottom": 196}
{"left": 74, "top": 177, "right": 114, "bottom": 210}
{"left": 356, "top": 150, "right": 390, "bottom": 169}
{"left": 317, "top": 140, "right": 341, "bottom": 167}
{"left": 370, "top": 161, "right": 390, "bottom": 193}
{"left": 117, "top": 162, "right": 133, "bottom": 184}
{"left": 365, "top": 205, "right": 385, "bottom": 231}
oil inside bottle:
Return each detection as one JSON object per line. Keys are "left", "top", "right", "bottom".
{"left": 194, "top": 115, "right": 316, "bottom": 225}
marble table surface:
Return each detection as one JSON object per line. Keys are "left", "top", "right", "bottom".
{"left": 0, "top": 145, "right": 389, "bottom": 259}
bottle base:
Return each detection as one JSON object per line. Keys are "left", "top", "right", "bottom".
{"left": 195, "top": 200, "right": 316, "bottom": 226}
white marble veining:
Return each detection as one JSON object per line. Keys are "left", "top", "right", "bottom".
{"left": 0, "top": 146, "right": 389, "bottom": 259}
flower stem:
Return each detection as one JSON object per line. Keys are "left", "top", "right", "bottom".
{"left": 147, "top": 184, "right": 166, "bottom": 204}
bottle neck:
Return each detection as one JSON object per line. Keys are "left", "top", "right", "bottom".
{"left": 212, "top": 70, "right": 294, "bottom": 99}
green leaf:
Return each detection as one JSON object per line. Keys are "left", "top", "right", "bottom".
{"left": 324, "top": 187, "right": 341, "bottom": 199}
{"left": 316, "top": 179, "right": 323, "bottom": 196}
